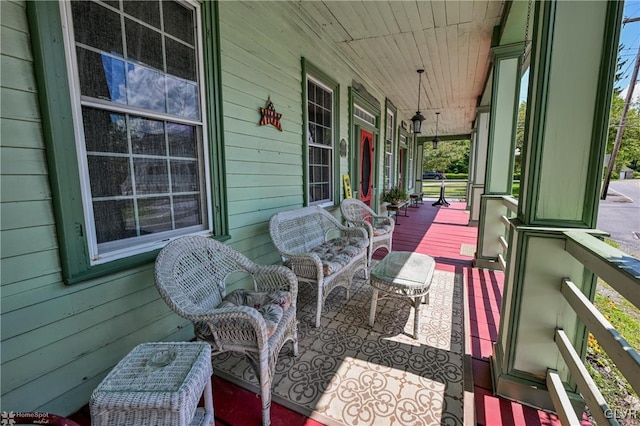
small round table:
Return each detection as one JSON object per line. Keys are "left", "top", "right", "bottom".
{"left": 368, "top": 251, "right": 435, "bottom": 339}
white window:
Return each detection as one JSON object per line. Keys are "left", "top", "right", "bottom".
{"left": 61, "top": 0, "right": 211, "bottom": 264}
{"left": 384, "top": 109, "right": 395, "bottom": 189}
{"left": 405, "top": 134, "right": 414, "bottom": 191}
{"left": 307, "top": 76, "right": 334, "bottom": 205}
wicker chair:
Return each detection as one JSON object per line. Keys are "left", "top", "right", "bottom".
{"left": 154, "top": 236, "right": 298, "bottom": 426}
{"left": 340, "top": 198, "right": 395, "bottom": 266}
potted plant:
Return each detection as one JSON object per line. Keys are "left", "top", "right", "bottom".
{"left": 382, "top": 186, "right": 409, "bottom": 205}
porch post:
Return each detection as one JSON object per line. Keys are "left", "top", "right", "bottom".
{"left": 468, "top": 107, "right": 490, "bottom": 226}
{"left": 465, "top": 128, "right": 477, "bottom": 210}
{"left": 491, "top": 0, "right": 622, "bottom": 413}
{"left": 474, "top": 44, "right": 523, "bottom": 269}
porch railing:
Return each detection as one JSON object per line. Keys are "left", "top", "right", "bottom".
{"left": 498, "top": 195, "right": 518, "bottom": 271}
{"left": 549, "top": 232, "right": 640, "bottom": 425}
{"left": 491, "top": 197, "right": 640, "bottom": 425}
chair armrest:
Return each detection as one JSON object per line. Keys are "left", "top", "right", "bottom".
{"left": 345, "top": 219, "right": 374, "bottom": 238}
{"left": 372, "top": 215, "right": 395, "bottom": 231}
{"left": 284, "top": 252, "right": 325, "bottom": 281}
{"left": 252, "top": 264, "right": 299, "bottom": 300}
{"left": 190, "top": 306, "right": 271, "bottom": 348}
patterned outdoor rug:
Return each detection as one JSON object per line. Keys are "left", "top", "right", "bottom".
{"left": 212, "top": 266, "right": 465, "bottom": 426}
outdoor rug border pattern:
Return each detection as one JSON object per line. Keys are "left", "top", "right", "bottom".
{"left": 212, "top": 267, "right": 465, "bottom": 426}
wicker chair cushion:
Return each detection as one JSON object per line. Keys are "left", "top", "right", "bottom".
{"left": 372, "top": 220, "right": 393, "bottom": 236}
{"left": 195, "top": 290, "right": 292, "bottom": 338}
{"left": 308, "top": 237, "right": 368, "bottom": 276}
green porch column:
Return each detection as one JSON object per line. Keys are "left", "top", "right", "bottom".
{"left": 491, "top": 0, "right": 622, "bottom": 413}
{"left": 468, "top": 107, "right": 490, "bottom": 226}
{"left": 465, "top": 129, "right": 477, "bottom": 210}
{"left": 474, "top": 44, "right": 523, "bottom": 269}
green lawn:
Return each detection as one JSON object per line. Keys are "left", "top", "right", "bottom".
{"left": 420, "top": 180, "right": 520, "bottom": 199}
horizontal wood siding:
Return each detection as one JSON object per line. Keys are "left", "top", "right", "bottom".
{"left": 0, "top": 1, "right": 191, "bottom": 414}
{"left": 0, "top": 0, "right": 401, "bottom": 415}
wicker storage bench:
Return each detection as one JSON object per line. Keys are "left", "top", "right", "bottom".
{"left": 269, "top": 206, "right": 369, "bottom": 327}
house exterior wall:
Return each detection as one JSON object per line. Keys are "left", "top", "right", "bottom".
{"left": 0, "top": 0, "right": 408, "bottom": 415}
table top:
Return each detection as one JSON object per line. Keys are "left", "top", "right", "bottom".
{"left": 97, "top": 342, "right": 211, "bottom": 393}
{"left": 370, "top": 251, "right": 435, "bottom": 290}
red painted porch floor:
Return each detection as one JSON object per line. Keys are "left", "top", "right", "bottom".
{"left": 69, "top": 200, "right": 585, "bottom": 426}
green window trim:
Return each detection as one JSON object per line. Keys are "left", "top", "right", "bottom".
{"left": 27, "top": 1, "right": 228, "bottom": 285}
{"left": 301, "top": 58, "right": 341, "bottom": 207}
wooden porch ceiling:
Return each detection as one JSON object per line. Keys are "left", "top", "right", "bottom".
{"left": 297, "top": 1, "right": 505, "bottom": 137}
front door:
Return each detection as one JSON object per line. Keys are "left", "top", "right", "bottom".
{"left": 359, "top": 129, "right": 374, "bottom": 205}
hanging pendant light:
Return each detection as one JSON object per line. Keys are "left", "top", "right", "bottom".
{"left": 411, "top": 69, "right": 425, "bottom": 134}
{"left": 432, "top": 112, "right": 440, "bottom": 149}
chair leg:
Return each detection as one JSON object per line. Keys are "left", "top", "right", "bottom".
{"left": 259, "top": 351, "right": 272, "bottom": 426}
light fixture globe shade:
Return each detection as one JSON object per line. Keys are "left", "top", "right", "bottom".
{"left": 432, "top": 137, "right": 440, "bottom": 150}
{"left": 411, "top": 111, "right": 425, "bottom": 134}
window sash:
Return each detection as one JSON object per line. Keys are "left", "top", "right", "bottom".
{"left": 60, "top": 0, "right": 213, "bottom": 264}
{"left": 307, "top": 75, "right": 334, "bottom": 205}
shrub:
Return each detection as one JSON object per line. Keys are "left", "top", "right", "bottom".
{"left": 382, "top": 187, "right": 409, "bottom": 204}
{"left": 444, "top": 173, "right": 468, "bottom": 180}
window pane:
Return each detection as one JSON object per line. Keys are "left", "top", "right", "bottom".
{"left": 130, "top": 117, "right": 165, "bottom": 156}
{"left": 163, "top": 1, "right": 195, "bottom": 45}
{"left": 138, "top": 197, "right": 172, "bottom": 234}
{"left": 77, "top": 49, "right": 127, "bottom": 103}
{"left": 71, "top": 1, "right": 123, "bottom": 55}
{"left": 166, "top": 76, "right": 199, "bottom": 120}
{"left": 93, "top": 199, "right": 136, "bottom": 243}
{"left": 125, "top": 18, "right": 163, "bottom": 71}
{"left": 170, "top": 160, "right": 199, "bottom": 193}
{"left": 83, "top": 108, "right": 128, "bottom": 153}
{"left": 166, "top": 38, "right": 196, "bottom": 81}
{"left": 88, "top": 156, "right": 131, "bottom": 197}
{"left": 127, "top": 63, "right": 166, "bottom": 112}
{"left": 168, "top": 123, "right": 197, "bottom": 158}
{"left": 174, "top": 195, "right": 201, "bottom": 228}
{"left": 123, "top": 1, "right": 160, "bottom": 29}
{"left": 134, "top": 159, "right": 169, "bottom": 194}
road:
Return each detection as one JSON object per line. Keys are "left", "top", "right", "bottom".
{"left": 597, "top": 179, "right": 640, "bottom": 257}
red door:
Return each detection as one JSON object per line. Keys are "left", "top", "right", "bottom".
{"left": 359, "top": 129, "right": 374, "bottom": 206}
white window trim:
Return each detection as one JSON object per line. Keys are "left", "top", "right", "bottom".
{"left": 306, "top": 74, "right": 334, "bottom": 207}
{"left": 59, "top": 0, "right": 213, "bottom": 265}
{"left": 385, "top": 108, "right": 395, "bottom": 189}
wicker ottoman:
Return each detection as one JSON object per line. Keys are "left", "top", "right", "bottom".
{"left": 90, "top": 342, "right": 214, "bottom": 426}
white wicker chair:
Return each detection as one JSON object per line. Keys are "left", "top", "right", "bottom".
{"left": 154, "top": 236, "right": 298, "bottom": 426}
{"left": 340, "top": 198, "right": 395, "bottom": 266}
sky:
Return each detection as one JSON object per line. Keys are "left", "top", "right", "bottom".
{"left": 520, "top": 1, "right": 640, "bottom": 103}
{"left": 618, "top": 0, "right": 640, "bottom": 102}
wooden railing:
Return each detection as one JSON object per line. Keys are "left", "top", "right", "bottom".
{"left": 548, "top": 232, "right": 640, "bottom": 425}
{"left": 497, "top": 195, "right": 518, "bottom": 271}
{"left": 484, "top": 196, "right": 640, "bottom": 424}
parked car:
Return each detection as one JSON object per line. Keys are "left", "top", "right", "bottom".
{"left": 423, "top": 171, "right": 445, "bottom": 180}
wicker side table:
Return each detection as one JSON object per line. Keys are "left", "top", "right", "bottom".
{"left": 90, "top": 342, "right": 213, "bottom": 426}
{"left": 369, "top": 251, "right": 435, "bottom": 339}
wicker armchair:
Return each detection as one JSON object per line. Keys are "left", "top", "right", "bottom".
{"left": 269, "top": 206, "right": 369, "bottom": 327}
{"left": 340, "top": 198, "right": 395, "bottom": 266}
{"left": 154, "top": 236, "right": 298, "bottom": 426}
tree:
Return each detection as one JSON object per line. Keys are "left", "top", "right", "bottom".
{"left": 423, "top": 140, "right": 470, "bottom": 174}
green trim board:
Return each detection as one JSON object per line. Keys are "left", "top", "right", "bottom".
{"left": 349, "top": 85, "right": 381, "bottom": 207}
{"left": 520, "top": 0, "right": 622, "bottom": 227}
{"left": 484, "top": 44, "right": 523, "bottom": 195}
{"left": 26, "top": 1, "right": 228, "bottom": 284}
{"left": 301, "top": 58, "right": 341, "bottom": 208}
